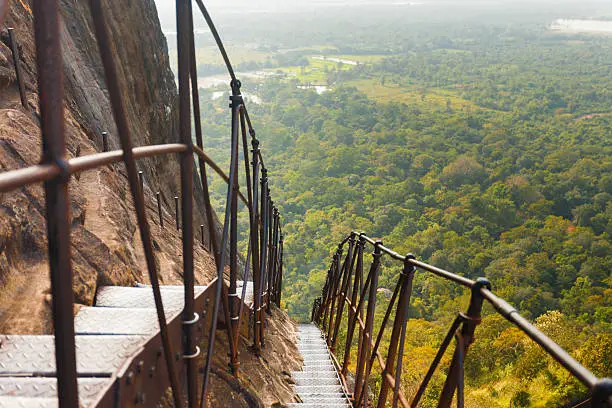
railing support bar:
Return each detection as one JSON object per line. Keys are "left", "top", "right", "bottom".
{"left": 33, "top": 2, "right": 78, "bottom": 406}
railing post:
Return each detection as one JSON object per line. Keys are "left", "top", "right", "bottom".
{"left": 251, "top": 138, "right": 262, "bottom": 352}
{"left": 266, "top": 198, "right": 274, "bottom": 315}
{"left": 354, "top": 240, "right": 383, "bottom": 407}
{"left": 270, "top": 207, "right": 279, "bottom": 305}
{"left": 176, "top": 0, "right": 197, "bottom": 403}
{"left": 138, "top": 171, "right": 144, "bottom": 193}
{"left": 321, "top": 255, "right": 337, "bottom": 332}
{"left": 327, "top": 246, "right": 343, "bottom": 344}
{"left": 228, "top": 81, "right": 242, "bottom": 375}
{"left": 592, "top": 379, "right": 612, "bottom": 408}
{"left": 331, "top": 236, "right": 355, "bottom": 351}
{"left": 188, "top": 0, "right": 219, "bottom": 269}
{"left": 341, "top": 234, "right": 365, "bottom": 378}
{"left": 437, "top": 278, "right": 490, "bottom": 408}
{"left": 259, "top": 168, "right": 269, "bottom": 347}
{"left": 7, "top": 28, "right": 28, "bottom": 109}
{"left": 200, "top": 78, "right": 243, "bottom": 406}
{"left": 102, "top": 131, "right": 109, "bottom": 152}
{"left": 377, "top": 256, "right": 415, "bottom": 408}
{"left": 88, "top": 1, "right": 184, "bottom": 405}
{"left": 312, "top": 297, "right": 321, "bottom": 323}
{"left": 277, "top": 234, "right": 284, "bottom": 306}
{"left": 33, "top": 1, "right": 79, "bottom": 406}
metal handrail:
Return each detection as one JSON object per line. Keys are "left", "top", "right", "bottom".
{"left": 7, "top": 1, "right": 285, "bottom": 407}
{"left": 312, "top": 231, "right": 612, "bottom": 408}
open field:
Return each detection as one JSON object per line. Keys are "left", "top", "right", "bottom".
{"left": 344, "top": 78, "right": 505, "bottom": 113}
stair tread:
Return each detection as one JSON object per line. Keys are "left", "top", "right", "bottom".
{"left": 96, "top": 285, "right": 207, "bottom": 312}
{"left": 0, "top": 335, "right": 145, "bottom": 375}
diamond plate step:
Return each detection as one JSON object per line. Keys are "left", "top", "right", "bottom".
{"left": 0, "top": 335, "right": 145, "bottom": 375}
{"left": 0, "top": 397, "right": 63, "bottom": 408}
{"left": 74, "top": 307, "right": 172, "bottom": 335}
{"left": 95, "top": 285, "right": 207, "bottom": 313}
{"left": 0, "top": 378, "right": 108, "bottom": 400}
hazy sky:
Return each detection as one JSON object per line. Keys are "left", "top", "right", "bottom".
{"left": 154, "top": 0, "right": 612, "bottom": 32}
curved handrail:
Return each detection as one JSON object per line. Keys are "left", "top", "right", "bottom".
{"left": 313, "top": 231, "right": 611, "bottom": 408}
{"left": 0, "top": 143, "right": 248, "bottom": 206}
{"left": 8, "top": 1, "right": 285, "bottom": 407}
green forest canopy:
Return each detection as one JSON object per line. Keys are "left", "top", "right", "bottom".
{"left": 193, "top": 3, "right": 611, "bottom": 406}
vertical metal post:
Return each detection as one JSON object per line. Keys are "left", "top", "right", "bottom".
{"left": 200, "top": 80, "right": 242, "bottom": 408}
{"left": 156, "top": 192, "right": 164, "bottom": 228}
{"left": 33, "top": 2, "right": 78, "bottom": 406}
{"left": 228, "top": 86, "right": 241, "bottom": 374}
{"left": 102, "top": 131, "right": 109, "bottom": 152}
{"left": 7, "top": 28, "right": 27, "bottom": 109}
{"left": 377, "top": 257, "right": 415, "bottom": 408}
{"left": 259, "top": 170, "right": 269, "bottom": 346}
{"left": 277, "top": 234, "right": 284, "bottom": 306}
{"left": 188, "top": 0, "right": 219, "bottom": 268}
{"left": 270, "top": 208, "right": 279, "bottom": 305}
{"left": 174, "top": 196, "right": 180, "bottom": 230}
{"left": 266, "top": 199, "right": 274, "bottom": 315}
{"left": 321, "top": 258, "right": 335, "bottom": 332}
{"left": 138, "top": 171, "right": 144, "bottom": 193}
{"left": 176, "top": 0, "right": 196, "bottom": 404}
{"left": 354, "top": 241, "right": 382, "bottom": 406}
{"left": 251, "top": 138, "right": 261, "bottom": 352}
{"left": 87, "top": 1, "right": 183, "bottom": 405}
{"left": 341, "top": 235, "right": 364, "bottom": 378}
{"left": 332, "top": 236, "right": 356, "bottom": 351}
{"left": 327, "top": 246, "right": 344, "bottom": 343}
{"left": 437, "top": 278, "right": 490, "bottom": 408}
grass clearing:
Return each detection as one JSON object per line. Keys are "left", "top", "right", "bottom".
{"left": 344, "top": 78, "right": 500, "bottom": 113}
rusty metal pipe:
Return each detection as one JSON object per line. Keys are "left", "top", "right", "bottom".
{"left": 87, "top": 1, "right": 183, "bottom": 405}
{"left": 200, "top": 89, "right": 242, "bottom": 407}
{"left": 176, "top": 0, "right": 197, "bottom": 403}
{"left": 102, "top": 131, "right": 109, "bottom": 152}
{"left": 33, "top": 1, "right": 79, "bottom": 406}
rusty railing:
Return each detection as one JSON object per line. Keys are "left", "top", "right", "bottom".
{"left": 0, "top": 1, "right": 284, "bottom": 407}
{"left": 312, "top": 231, "right": 612, "bottom": 408}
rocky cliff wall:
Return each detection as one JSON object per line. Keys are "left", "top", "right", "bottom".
{"left": 0, "top": 0, "right": 218, "bottom": 331}
{"left": 0, "top": 1, "right": 299, "bottom": 406}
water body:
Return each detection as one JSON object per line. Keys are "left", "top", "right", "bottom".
{"left": 550, "top": 19, "right": 612, "bottom": 34}
{"left": 312, "top": 56, "right": 359, "bottom": 66}
{"left": 297, "top": 85, "right": 329, "bottom": 94}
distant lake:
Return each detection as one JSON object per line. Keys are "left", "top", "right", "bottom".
{"left": 550, "top": 19, "right": 612, "bottom": 34}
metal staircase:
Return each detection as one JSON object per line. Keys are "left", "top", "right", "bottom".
{"left": 289, "top": 324, "right": 352, "bottom": 408}
{"left": 0, "top": 281, "right": 260, "bottom": 407}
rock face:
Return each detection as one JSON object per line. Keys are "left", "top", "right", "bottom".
{"left": 0, "top": 1, "right": 300, "bottom": 406}
{"left": 0, "top": 0, "right": 221, "bottom": 332}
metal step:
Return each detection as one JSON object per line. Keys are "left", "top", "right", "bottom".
{"left": 0, "top": 378, "right": 108, "bottom": 400}
{"left": 288, "top": 324, "right": 351, "bottom": 406}
{"left": 95, "top": 285, "right": 207, "bottom": 313}
{"left": 0, "top": 283, "right": 211, "bottom": 407}
{"left": 74, "top": 307, "right": 171, "bottom": 335}
{"left": 0, "top": 335, "right": 145, "bottom": 375}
